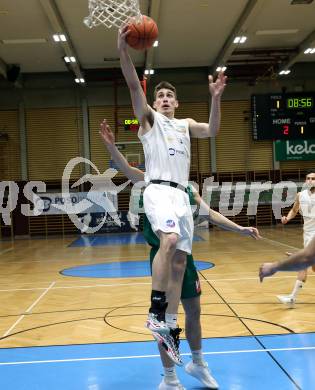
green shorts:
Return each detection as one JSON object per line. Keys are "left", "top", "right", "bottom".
{"left": 149, "top": 246, "right": 201, "bottom": 300}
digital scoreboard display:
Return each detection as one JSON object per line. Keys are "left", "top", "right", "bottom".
{"left": 251, "top": 93, "right": 315, "bottom": 140}
{"left": 124, "top": 118, "right": 140, "bottom": 131}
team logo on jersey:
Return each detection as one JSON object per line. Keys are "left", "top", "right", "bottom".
{"left": 166, "top": 219, "right": 175, "bottom": 228}
{"left": 175, "top": 125, "right": 186, "bottom": 133}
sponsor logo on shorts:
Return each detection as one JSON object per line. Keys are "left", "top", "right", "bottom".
{"left": 166, "top": 219, "right": 175, "bottom": 228}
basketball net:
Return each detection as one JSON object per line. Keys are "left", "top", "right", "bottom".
{"left": 84, "top": 0, "right": 142, "bottom": 29}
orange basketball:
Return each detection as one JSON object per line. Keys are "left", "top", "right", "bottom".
{"left": 126, "top": 15, "right": 158, "bottom": 50}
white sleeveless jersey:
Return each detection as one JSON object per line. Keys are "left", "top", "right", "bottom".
{"left": 138, "top": 111, "right": 191, "bottom": 187}
{"left": 299, "top": 189, "right": 315, "bottom": 234}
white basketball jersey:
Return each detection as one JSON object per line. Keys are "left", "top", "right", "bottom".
{"left": 138, "top": 111, "right": 191, "bottom": 186}
{"left": 299, "top": 189, "right": 315, "bottom": 234}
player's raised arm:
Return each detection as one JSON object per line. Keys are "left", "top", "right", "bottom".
{"left": 99, "top": 119, "right": 145, "bottom": 184}
{"left": 188, "top": 71, "right": 227, "bottom": 138}
{"left": 118, "top": 26, "right": 153, "bottom": 129}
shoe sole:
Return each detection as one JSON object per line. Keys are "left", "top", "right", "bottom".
{"left": 152, "top": 332, "right": 183, "bottom": 367}
{"left": 146, "top": 321, "right": 170, "bottom": 335}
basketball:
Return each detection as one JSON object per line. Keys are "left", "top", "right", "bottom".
{"left": 126, "top": 15, "right": 158, "bottom": 50}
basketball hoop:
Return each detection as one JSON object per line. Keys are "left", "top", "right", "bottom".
{"left": 84, "top": 0, "right": 142, "bottom": 29}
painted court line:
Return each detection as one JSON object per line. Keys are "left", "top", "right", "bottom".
{"left": 261, "top": 236, "right": 300, "bottom": 251}
{"left": 1, "top": 273, "right": 313, "bottom": 293}
{"left": 1, "top": 345, "right": 315, "bottom": 366}
{"left": 0, "top": 248, "right": 13, "bottom": 256}
{"left": 2, "top": 281, "right": 56, "bottom": 337}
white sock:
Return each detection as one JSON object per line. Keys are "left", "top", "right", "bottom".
{"left": 191, "top": 349, "right": 206, "bottom": 366}
{"left": 165, "top": 313, "right": 177, "bottom": 329}
{"left": 291, "top": 280, "right": 304, "bottom": 298}
{"left": 163, "top": 366, "right": 177, "bottom": 383}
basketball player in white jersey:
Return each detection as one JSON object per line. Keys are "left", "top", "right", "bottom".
{"left": 277, "top": 171, "right": 315, "bottom": 307}
{"left": 118, "top": 25, "right": 227, "bottom": 366}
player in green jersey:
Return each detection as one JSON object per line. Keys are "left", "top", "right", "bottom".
{"left": 100, "top": 119, "right": 260, "bottom": 390}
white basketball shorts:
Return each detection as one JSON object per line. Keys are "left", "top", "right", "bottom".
{"left": 143, "top": 184, "right": 193, "bottom": 254}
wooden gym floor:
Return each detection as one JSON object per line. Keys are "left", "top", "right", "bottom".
{"left": 0, "top": 225, "right": 314, "bottom": 389}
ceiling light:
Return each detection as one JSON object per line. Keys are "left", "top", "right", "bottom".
{"left": 153, "top": 40, "right": 159, "bottom": 47}
{"left": 144, "top": 69, "right": 154, "bottom": 75}
{"left": 53, "top": 34, "right": 67, "bottom": 42}
{"left": 234, "top": 36, "right": 247, "bottom": 44}
{"left": 64, "top": 56, "right": 71, "bottom": 63}
{"left": 70, "top": 56, "right": 76, "bottom": 62}
{"left": 279, "top": 70, "right": 291, "bottom": 75}
{"left": 75, "top": 78, "right": 85, "bottom": 84}
{"left": 216, "top": 66, "right": 227, "bottom": 72}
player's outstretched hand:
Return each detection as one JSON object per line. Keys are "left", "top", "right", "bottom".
{"left": 240, "top": 226, "right": 262, "bottom": 240}
{"left": 208, "top": 71, "right": 227, "bottom": 98}
{"left": 281, "top": 216, "right": 289, "bottom": 224}
{"left": 259, "top": 262, "right": 277, "bottom": 282}
{"left": 99, "top": 119, "right": 115, "bottom": 147}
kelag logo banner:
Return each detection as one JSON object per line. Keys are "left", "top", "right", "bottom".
{"left": 275, "top": 139, "right": 315, "bottom": 161}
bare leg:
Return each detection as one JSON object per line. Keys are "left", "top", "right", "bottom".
{"left": 181, "top": 296, "right": 202, "bottom": 351}
{"left": 151, "top": 232, "right": 178, "bottom": 292}
{"left": 166, "top": 249, "right": 187, "bottom": 314}
{"left": 297, "top": 269, "right": 307, "bottom": 283}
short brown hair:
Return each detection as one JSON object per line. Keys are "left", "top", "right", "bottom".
{"left": 154, "top": 81, "right": 177, "bottom": 100}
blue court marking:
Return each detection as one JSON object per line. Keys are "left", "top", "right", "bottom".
{"left": 0, "top": 333, "right": 311, "bottom": 389}
{"left": 61, "top": 260, "right": 214, "bottom": 278}
{"left": 257, "top": 333, "right": 315, "bottom": 389}
{"left": 68, "top": 232, "right": 204, "bottom": 247}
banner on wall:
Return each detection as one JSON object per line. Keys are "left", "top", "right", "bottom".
{"left": 35, "top": 191, "right": 118, "bottom": 215}
{"left": 78, "top": 211, "right": 136, "bottom": 233}
{"left": 275, "top": 139, "right": 315, "bottom": 161}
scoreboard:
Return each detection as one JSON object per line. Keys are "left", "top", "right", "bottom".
{"left": 124, "top": 118, "right": 140, "bottom": 131}
{"left": 251, "top": 93, "right": 315, "bottom": 140}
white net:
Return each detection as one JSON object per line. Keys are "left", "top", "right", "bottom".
{"left": 84, "top": 0, "right": 142, "bottom": 29}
